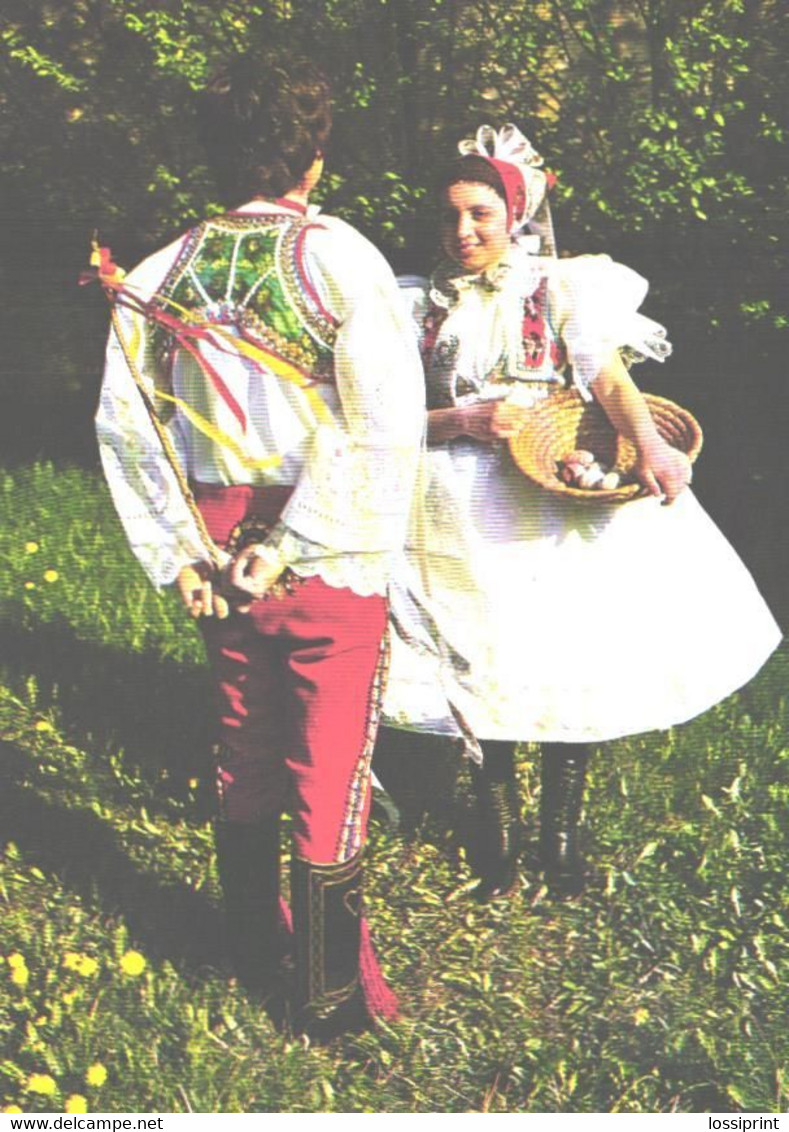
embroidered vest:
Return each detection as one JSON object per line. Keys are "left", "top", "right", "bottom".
{"left": 149, "top": 213, "right": 337, "bottom": 418}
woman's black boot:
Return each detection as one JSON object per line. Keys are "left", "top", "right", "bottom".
{"left": 470, "top": 741, "right": 521, "bottom": 901}
{"left": 538, "top": 744, "right": 590, "bottom": 898}
{"left": 214, "top": 817, "right": 283, "bottom": 998}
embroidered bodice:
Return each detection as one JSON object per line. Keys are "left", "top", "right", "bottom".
{"left": 401, "top": 243, "right": 672, "bottom": 409}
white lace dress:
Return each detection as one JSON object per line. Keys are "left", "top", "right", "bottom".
{"left": 382, "top": 247, "right": 781, "bottom": 745}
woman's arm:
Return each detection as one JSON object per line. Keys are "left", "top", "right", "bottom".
{"left": 591, "top": 353, "right": 692, "bottom": 503}
{"left": 427, "top": 401, "right": 533, "bottom": 445}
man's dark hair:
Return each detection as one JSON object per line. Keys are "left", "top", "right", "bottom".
{"left": 198, "top": 53, "right": 332, "bottom": 203}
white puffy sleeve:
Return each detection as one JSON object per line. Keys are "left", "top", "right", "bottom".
{"left": 549, "top": 254, "right": 672, "bottom": 400}
{"left": 94, "top": 241, "right": 216, "bottom": 588}
{"left": 274, "top": 220, "right": 425, "bottom": 557}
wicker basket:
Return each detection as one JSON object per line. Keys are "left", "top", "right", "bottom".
{"left": 508, "top": 388, "right": 703, "bottom": 503}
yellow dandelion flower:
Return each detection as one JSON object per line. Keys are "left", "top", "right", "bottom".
{"left": 25, "top": 581, "right": 36, "bottom": 590}
{"left": 62, "top": 989, "right": 79, "bottom": 1005}
{"left": 11, "top": 966, "right": 30, "bottom": 988}
{"left": 119, "top": 949, "right": 146, "bottom": 976}
{"left": 25, "top": 541, "right": 39, "bottom": 553}
{"left": 26, "top": 1073, "right": 57, "bottom": 1096}
{"left": 43, "top": 569, "right": 59, "bottom": 583}
{"left": 62, "top": 952, "right": 98, "bottom": 977}
{"left": 187, "top": 777, "right": 200, "bottom": 789}
{"left": 34, "top": 720, "right": 54, "bottom": 733}
{"left": 85, "top": 1064, "right": 107, "bottom": 1088}
{"left": 7, "top": 953, "right": 26, "bottom": 969}
{"left": 36, "top": 1015, "right": 48, "bottom": 1026}
{"left": 3, "top": 1105, "right": 23, "bottom": 1113}
{"left": 65, "top": 1094, "right": 88, "bottom": 1113}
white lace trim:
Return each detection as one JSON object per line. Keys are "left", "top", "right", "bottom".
{"left": 288, "top": 555, "right": 389, "bottom": 597}
{"left": 270, "top": 524, "right": 388, "bottom": 597}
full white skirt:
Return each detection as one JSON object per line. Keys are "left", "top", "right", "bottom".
{"left": 383, "top": 440, "right": 781, "bottom": 742}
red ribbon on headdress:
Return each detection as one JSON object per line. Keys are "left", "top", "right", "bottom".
{"left": 486, "top": 157, "right": 527, "bottom": 230}
{"left": 484, "top": 159, "right": 556, "bottom": 230}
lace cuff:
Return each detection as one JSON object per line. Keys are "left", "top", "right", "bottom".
{"left": 261, "top": 521, "right": 389, "bottom": 596}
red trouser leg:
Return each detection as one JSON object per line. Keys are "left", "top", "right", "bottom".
{"left": 201, "top": 614, "right": 289, "bottom": 823}
{"left": 201, "top": 578, "right": 392, "bottom": 1026}
{"left": 281, "top": 579, "right": 388, "bottom": 864}
{"left": 201, "top": 577, "right": 387, "bottom": 861}
{"left": 195, "top": 481, "right": 387, "bottom": 856}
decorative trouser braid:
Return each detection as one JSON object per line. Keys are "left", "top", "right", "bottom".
{"left": 471, "top": 740, "right": 522, "bottom": 901}
{"left": 539, "top": 743, "right": 591, "bottom": 897}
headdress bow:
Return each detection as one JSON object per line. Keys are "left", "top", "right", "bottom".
{"left": 459, "top": 124, "right": 544, "bottom": 169}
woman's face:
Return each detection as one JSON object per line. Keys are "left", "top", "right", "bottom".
{"left": 440, "top": 181, "right": 510, "bottom": 273}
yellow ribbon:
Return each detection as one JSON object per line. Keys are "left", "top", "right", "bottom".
{"left": 153, "top": 389, "right": 282, "bottom": 472}
{"left": 208, "top": 324, "right": 333, "bottom": 428}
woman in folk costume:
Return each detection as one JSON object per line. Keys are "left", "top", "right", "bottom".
{"left": 381, "top": 124, "right": 781, "bottom": 900}
{"left": 95, "top": 55, "right": 424, "bottom": 1035}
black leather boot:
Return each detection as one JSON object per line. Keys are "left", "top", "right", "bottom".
{"left": 214, "top": 817, "right": 282, "bottom": 997}
{"left": 538, "top": 744, "right": 590, "bottom": 897}
{"left": 470, "top": 741, "right": 522, "bottom": 901}
{"left": 290, "top": 850, "right": 368, "bottom": 1040}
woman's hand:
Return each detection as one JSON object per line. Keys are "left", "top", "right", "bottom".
{"left": 591, "top": 354, "right": 692, "bottom": 505}
{"left": 635, "top": 438, "right": 692, "bottom": 504}
{"left": 428, "top": 400, "right": 531, "bottom": 444}
{"left": 462, "top": 401, "right": 532, "bottom": 441}
{"left": 176, "top": 561, "right": 230, "bottom": 619}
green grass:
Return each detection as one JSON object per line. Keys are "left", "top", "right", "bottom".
{"left": 1, "top": 462, "right": 788, "bottom": 1113}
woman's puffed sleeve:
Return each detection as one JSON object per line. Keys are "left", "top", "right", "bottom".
{"left": 95, "top": 247, "right": 216, "bottom": 588}
{"left": 275, "top": 220, "right": 426, "bottom": 556}
{"left": 549, "top": 254, "right": 672, "bottom": 399}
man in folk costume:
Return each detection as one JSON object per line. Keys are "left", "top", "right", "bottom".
{"left": 94, "top": 55, "right": 424, "bottom": 1035}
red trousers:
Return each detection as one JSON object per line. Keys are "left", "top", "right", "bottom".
{"left": 195, "top": 484, "right": 388, "bottom": 865}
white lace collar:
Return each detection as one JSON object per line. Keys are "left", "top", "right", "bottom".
{"left": 429, "top": 238, "right": 544, "bottom": 311}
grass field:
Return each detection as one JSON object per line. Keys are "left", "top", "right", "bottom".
{"left": 1, "top": 462, "right": 787, "bottom": 1113}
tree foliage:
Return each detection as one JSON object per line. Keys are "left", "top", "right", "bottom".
{"left": 1, "top": 0, "right": 786, "bottom": 409}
